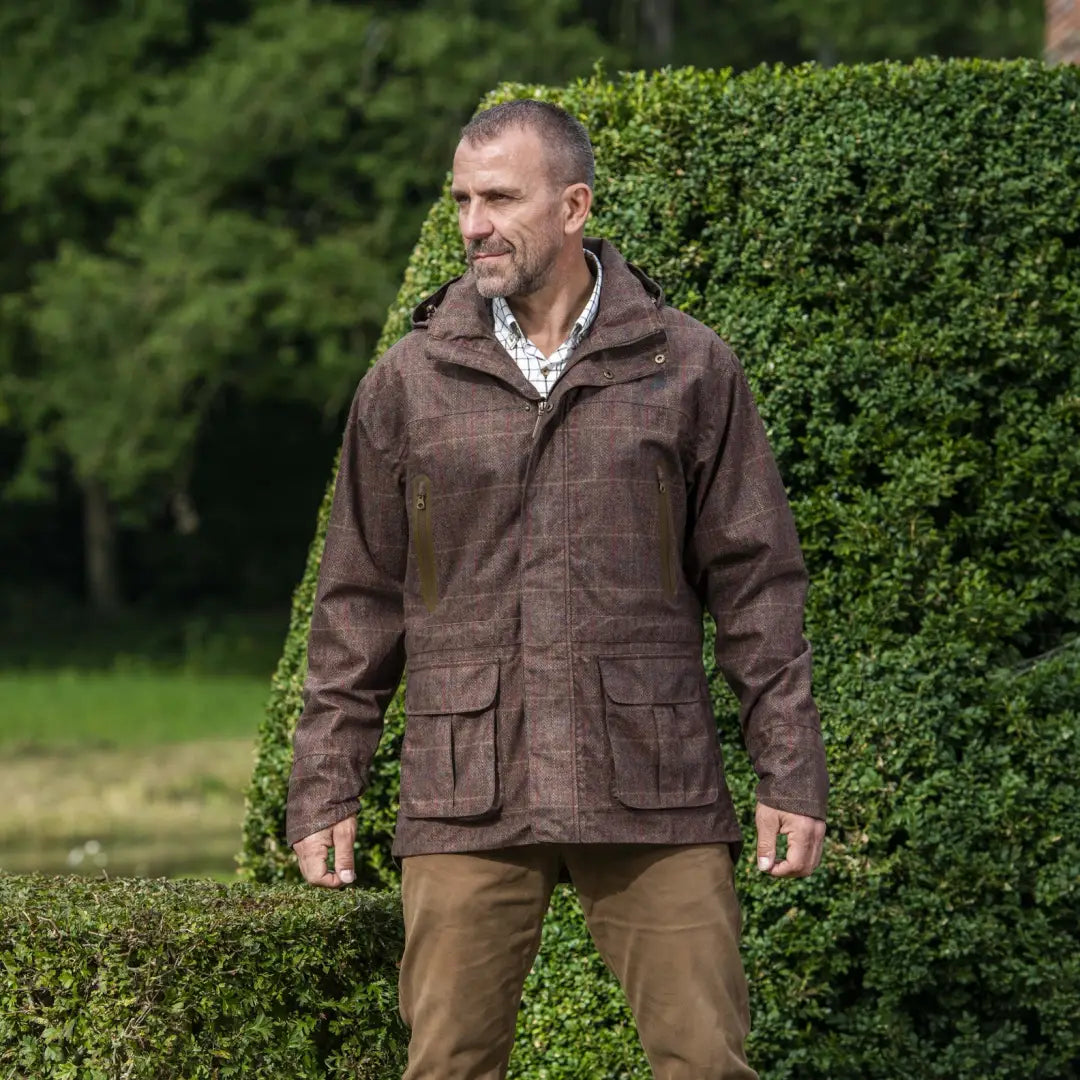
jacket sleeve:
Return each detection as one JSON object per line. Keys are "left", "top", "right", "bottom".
{"left": 684, "top": 339, "right": 828, "bottom": 822}
{"left": 285, "top": 368, "right": 409, "bottom": 847}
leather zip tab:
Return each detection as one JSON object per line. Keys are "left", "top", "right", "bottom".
{"left": 655, "top": 463, "right": 677, "bottom": 599}
{"left": 412, "top": 473, "right": 439, "bottom": 611}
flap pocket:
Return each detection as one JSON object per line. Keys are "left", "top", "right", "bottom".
{"left": 598, "top": 654, "right": 703, "bottom": 704}
{"left": 400, "top": 660, "right": 500, "bottom": 820}
{"left": 598, "top": 655, "right": 718, "bottom": 810}
{"left": 405, "top": 661, "right": 499, "bottom": 714}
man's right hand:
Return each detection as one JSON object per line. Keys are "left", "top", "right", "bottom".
{"left": 293, "top": 815, "right": 357, "bottom": 888}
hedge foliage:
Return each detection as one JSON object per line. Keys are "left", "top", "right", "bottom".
{"left": 241, "top": 59, "right": 1080, "bottom": 1078}
{"left": 0, "top": 875, "right": 408, "bottom": 1079}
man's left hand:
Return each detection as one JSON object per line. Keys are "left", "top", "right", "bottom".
{"left": 755, "top": 802, "right": 825, "bottom": 878}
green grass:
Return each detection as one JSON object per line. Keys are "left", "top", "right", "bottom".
{"left": 0, "top": 670, "right": 269, "bottom": 749}
{"left": 0, "top": 670, "right": 266, "bottom": 877}
{"left": 0, "top": 599, "right": 286, "bottom": 878}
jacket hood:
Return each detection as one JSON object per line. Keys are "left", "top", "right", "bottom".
{"left": 409, "top": 237, "right": 666, "bottom": 343}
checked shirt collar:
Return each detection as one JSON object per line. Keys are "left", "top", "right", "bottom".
{"left": 491, "top": 247, "right": 603, "bottom": 398}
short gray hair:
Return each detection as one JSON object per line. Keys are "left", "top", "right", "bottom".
{"left": 460, "top": 99, "right": 595, "bottom": 190}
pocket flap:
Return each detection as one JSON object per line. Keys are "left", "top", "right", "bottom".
{"left": 598, "top": 655, "right": 703, "bottom": 704}
{"left": 405, "top": 660, "right": 500, "bottom": 714}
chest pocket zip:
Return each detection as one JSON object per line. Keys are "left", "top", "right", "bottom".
{"left": 412, "top": 473, "right": 439, "bottom": 611}
{"left": 655, "top": 463, "right": 677, "bottom": 600}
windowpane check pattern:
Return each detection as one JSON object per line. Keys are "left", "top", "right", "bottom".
{"left": 492, "top": 248, "right": 603, "bottom": 398}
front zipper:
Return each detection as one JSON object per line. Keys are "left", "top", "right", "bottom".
{"left": 655, "top": 463, "right": 677, "bottom": 600}
{"left": 527, "top": 327, "right": 666, "bottom": 441}
{"left": 412, "top": 473, "right": 439, "bottom": 612}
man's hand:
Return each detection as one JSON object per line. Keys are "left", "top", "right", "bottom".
{"left": 755, "top": 802, "right": 825, "bottom": 878}
{"left": 292, "top": 815, "right": 357, "bottom": 888}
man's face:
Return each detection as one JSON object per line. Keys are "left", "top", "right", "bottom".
{"left": 451, "top": 126, "right": 568, "bottom": 299}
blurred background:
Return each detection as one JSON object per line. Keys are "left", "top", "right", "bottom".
{"left": 0, "top": 0, "right": 1063, "bottom": 880}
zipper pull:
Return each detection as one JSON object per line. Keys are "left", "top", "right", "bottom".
{"left": 532, "top": 398, "right": 547, "bottom": 439}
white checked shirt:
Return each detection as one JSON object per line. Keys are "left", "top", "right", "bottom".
{"left": 492, "top": 248, "right": 603, "bottom": 398}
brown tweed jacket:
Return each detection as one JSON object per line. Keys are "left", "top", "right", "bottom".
{"left": 285, "top": 237, "right": 828, "bottom": 856}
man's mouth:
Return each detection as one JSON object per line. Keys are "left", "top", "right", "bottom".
{"left": 470, "top": 245, "right": 512, "bottom": 261}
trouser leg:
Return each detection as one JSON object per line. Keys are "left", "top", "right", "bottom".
{"left": 398, "top": 846, "right": 561, "bottom": 1080}
{"left": 563, "top": 842, "right": 758, "bottom": 1080}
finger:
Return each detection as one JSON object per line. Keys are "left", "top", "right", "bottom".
{"left": 755, "top": 803, "right": 781, "bottom": 873}
{"left": 305, "top": 865, "right": 345, "bottom": 888}
{"left": 817, "top": 823, "right": 827, "bottom": 865}
{"left": 811, "top": 824, "right": 826, "bottom": 871}
{"left": 770, "top": 821, "right": 825, "bottom": 878}
{"left": 768, "top": 828, "right": 813, "bottom": 877}
{"left": 331, "top": 818, "right": 357, "bottom": 886}
{"left": 797, "top": 820, "right": 826, "bottom": 876}
{"left": 295, "top": 848, "right": 326, "bottom": 886}
{"left": 294, "top": 834, "right": 336, "bottom": 888}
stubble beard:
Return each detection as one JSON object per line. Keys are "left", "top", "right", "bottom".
{"left": 469, "top": 226, "right": 563, "bottom": 300}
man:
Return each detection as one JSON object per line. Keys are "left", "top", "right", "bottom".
{"left": 286, "top": 100, "right": 828, "bottom": 1080}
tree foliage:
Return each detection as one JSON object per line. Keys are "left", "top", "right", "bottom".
{"left": 776, "top": 0, "right": 1042, "bottom": 64}
{"left": 0, "top": 0, "right": 612, "bottom": 608}
{"left": 579, "top": 0, "right": 1042, "bottom": 67}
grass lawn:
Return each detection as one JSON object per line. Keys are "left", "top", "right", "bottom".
{"left": 0, "top": 670, "right": 272, "bottom": 879}
{"left": 0, "top": 670, "right": 270, "bottom": 749}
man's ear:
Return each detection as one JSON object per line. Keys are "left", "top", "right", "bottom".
{"left": 563, "top": 182, "right": 593, "bottom": 234}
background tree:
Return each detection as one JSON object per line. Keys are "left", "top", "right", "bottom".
{"left": 580, "top": 0, "right": 1041, "bottom": 68}
{"left": 0, "top": 0, "right": 612, "bottom": 613}
{"left": 0, "top": 0, "right": 251, "bottom": 612}
{"left": 776, "top": 0, "right": 1043, "bottom": 65}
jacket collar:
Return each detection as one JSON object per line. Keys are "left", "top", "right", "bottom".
{"left": 412, "top": 237, "right": 666, "bottom": 353}
{"left": 411, "top": 238, "right": 668, "bottom": 402}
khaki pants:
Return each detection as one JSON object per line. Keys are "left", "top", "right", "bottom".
{"left": 398, "top": 843, "right": 758, "bottom": 1080}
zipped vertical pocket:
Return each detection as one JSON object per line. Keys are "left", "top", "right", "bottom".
{"left": 412, "top": 473, "right": 439, "bottom": 612}
{"left": 655, "top": 463, "right": 677, "bottom": 600}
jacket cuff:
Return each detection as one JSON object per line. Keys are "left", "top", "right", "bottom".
{"left": 755, "top": 793, "right": 828, "bottom": 822}
{"left": 285, "top": 753, "right": 364, "bottom": 848}
{"left": 751, "top": 723, "right": 829, "bottom": 822}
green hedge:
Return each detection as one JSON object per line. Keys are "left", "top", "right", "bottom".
{"left": 240, "top": 59, "right": 1080, "bottom": 1078}
{"left": 0, "top": 875, "right": 407, "bottom": 1079}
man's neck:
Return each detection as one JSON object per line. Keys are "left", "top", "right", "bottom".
{"left": 505, "top": 247, "right": 595, "bottom": 358}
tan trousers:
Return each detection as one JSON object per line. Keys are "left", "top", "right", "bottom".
{"left": 398, "top": 843, "right": 758, "bottom": 1080}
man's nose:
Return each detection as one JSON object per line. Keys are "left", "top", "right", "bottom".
{"left": 460, "top": 202, "right": 493, "bottom": 241}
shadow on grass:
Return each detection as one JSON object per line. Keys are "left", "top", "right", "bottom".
{"left": 0, "top": 589, "right": 288, "bottom": 678}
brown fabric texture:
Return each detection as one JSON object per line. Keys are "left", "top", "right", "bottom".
{"left": 285, "top": 237, "right": 828, "bottom": 853}
{"left": 398, "top": 842, "right": 758, "bottom": 1080}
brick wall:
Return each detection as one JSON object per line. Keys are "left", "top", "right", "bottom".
{"left": 1046, "top": 0, "right": 1080, "bottom": 63}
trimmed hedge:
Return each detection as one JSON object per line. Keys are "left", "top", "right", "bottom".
{"left": 0, "top": 875, "right": 408, "bottom": 1079}
{"left": 240, "top": 59, "right": 1080, "bottom": 1078}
